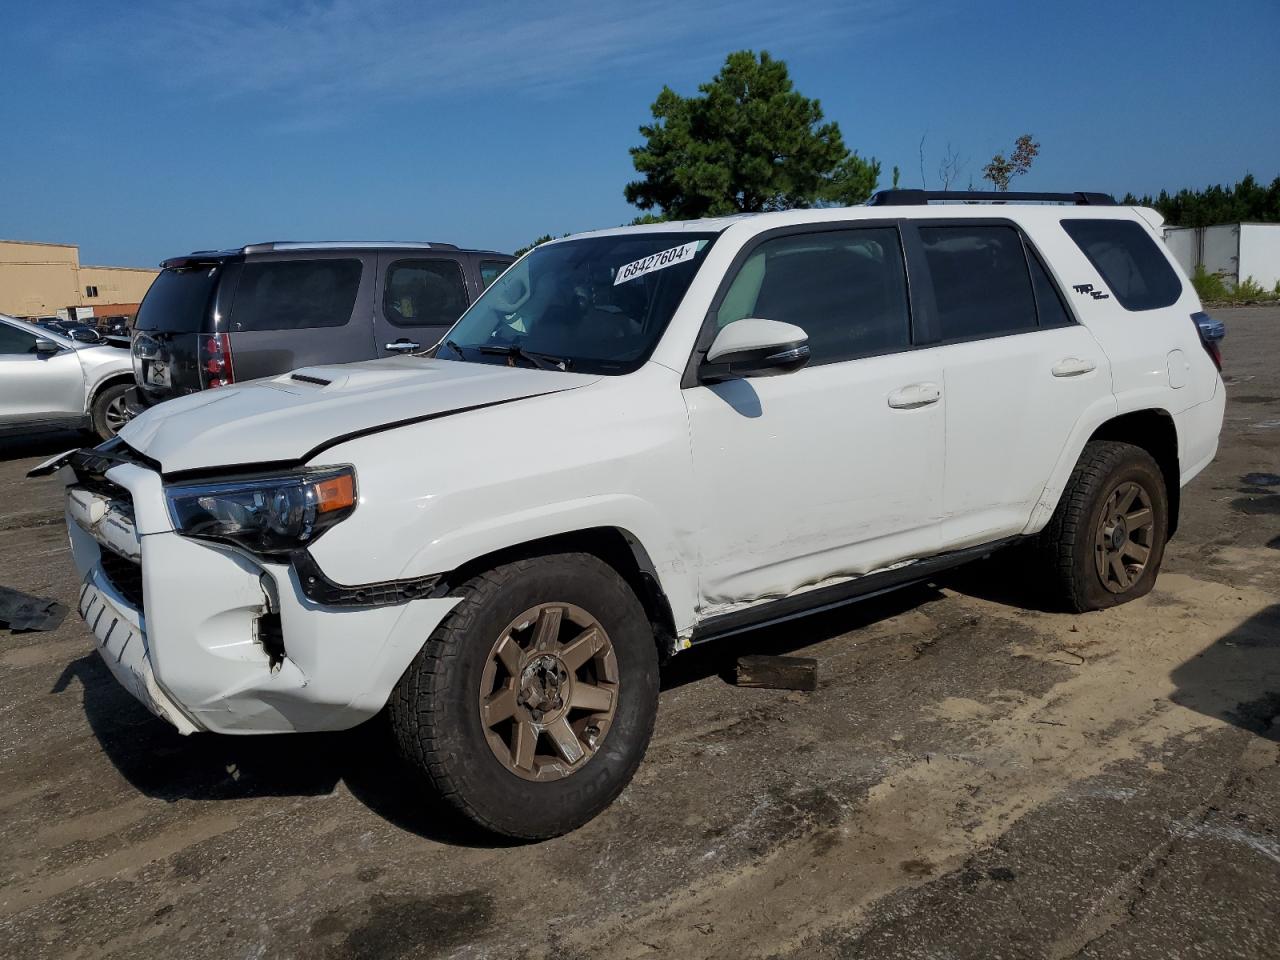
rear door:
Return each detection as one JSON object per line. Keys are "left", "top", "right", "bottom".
{"left": 0, "top": 319, "right": 85, "bottom": 427}
{"left": 373, "top": 254, "right": 472, "bottom": 354}
{"left": 903, "top": 220, "right": 1111, "bottom": 547}
{"left": 223, "top": 253, "right": 375, "bottom": 379}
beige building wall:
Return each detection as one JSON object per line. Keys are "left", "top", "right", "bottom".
{"left": 0, "top": 239, "right": 158, "bottom": 317}
{"left": 79, "top": 265, "right": 159, "bottom": 307}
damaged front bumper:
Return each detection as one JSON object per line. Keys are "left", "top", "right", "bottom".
{"left": 63, "top": 456, "right": 459, "bottom": 735}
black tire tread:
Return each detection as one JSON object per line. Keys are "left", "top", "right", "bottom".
{"left": 389, "top": 552, "right": 655, "bottom": 838}
{"left": 1037, "top": 440, "right": 1164, "bottom": 613}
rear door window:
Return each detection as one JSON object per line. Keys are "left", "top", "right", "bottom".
{"left": 918, "top": 225, "right": 1037, "bottom": 341}
{"left": 383, "top": 259, "right": 470, "bottom": 327}
{"left": 1061, "top": 219, "right": 1182, "bottom": 311}
{"left": 714, "top": 227, "right": 911, "bottom": 365}
{"left": 229, "top": 259, "right": 362, "bottom": 331}
{"left": 1027, "top": 247, "right": 1074, "bottom": 328}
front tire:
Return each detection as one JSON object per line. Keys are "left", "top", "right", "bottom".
{"left": 90, "top": 382, "right": 131, "bottom": 440}
{"left": 389, "top": 552, "right": 659, "bottom": 840}
{"left": 1038, "top": 440, "right": 1169, "bottom": 612}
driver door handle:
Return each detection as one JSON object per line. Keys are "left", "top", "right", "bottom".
{"left": 887, "top": 382, "right": 942, "bottom": 409}
{"left": 385, "top": 340, "right": 420, "bottom": 353}
{"left": 1051, "top": 357, "right": 1096, "bottom": 377}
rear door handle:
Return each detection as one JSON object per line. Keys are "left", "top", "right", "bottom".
{"left": 385, "top": 340, "right": 421, "bottom": 353}
{"left": 1051, "top": 357, "right": 1096, "bottom": 377}
{"left": 887, "top": 382, "right": 942, "bottom": 409}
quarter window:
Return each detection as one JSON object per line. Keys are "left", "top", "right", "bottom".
{"left": 383, "top": 259, "right": 470, "bottom": 328}
{"left": 479, "top": 260, "right": 509, "bottom": 288}
{"left": 919, "top": 225, "right": 1037, "bottom": 341}
{"left": 230, "top": 259, "right": 362, "bottom": 331}
{"left": 1061, "top": 219, "right": 1182, "bottom": 311}
{"left": 715, "top": 228, "right": 911, "bottom": 365}
{"left": 0, "top": 323, "right": 39, "bottom": 355}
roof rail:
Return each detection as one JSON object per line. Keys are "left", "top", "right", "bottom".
{"left": 867, "top": 190, "right": 1116, "bottom": 207}
{"left": 240, "top": 241, "right": 459, "bottom": 254}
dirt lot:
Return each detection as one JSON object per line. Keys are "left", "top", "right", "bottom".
{"left": 1, "top": 306, "right": 1277, "bottom": 960}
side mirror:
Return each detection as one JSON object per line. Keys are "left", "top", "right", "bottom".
{"left": 34, "top": 338, "right": 61, "bottom": 356}
{"left": 701, "top": 318, "right": 810, "bottom": 382}
{"left": 71, "top": 328, "right": 101, "bottom": 343}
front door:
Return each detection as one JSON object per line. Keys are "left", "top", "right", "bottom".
{"left": 682, "top": 226, "right": 946, "bottom": 614}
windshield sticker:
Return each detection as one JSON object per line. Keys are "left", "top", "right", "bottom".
{"left": 614, "top": 241, "right": 701, "bottom": 285}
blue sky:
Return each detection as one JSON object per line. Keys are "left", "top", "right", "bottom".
{"left": 2, "top": 0, "right": 1277, "bottom": 267}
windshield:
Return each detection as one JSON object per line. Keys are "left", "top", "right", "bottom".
{"left": 439, "top": 232, "right": 718, "bottom": 374}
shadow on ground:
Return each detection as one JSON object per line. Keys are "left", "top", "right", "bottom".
{"left": 49, "top": 583, "right": 948, "bottom": 846}
{"left": 49, "top": 653, "right": 514, "bottom": 848}
{"left": 0, "top": 429, "right": 87, "bottom": 464}
{"left": 1170, "top": 602, "right": 1280, "bottom": 742}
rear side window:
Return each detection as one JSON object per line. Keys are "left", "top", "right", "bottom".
{"left": 230, "top": 259, "right": 362, "bottom": 331}
{"left": 384, "top": 259, "right": 469, "bottom": 327}
{"left": 715, "top": 227, "right": 911, "bottom": 365}
{"left": 0, "top": 322, "right": 39, "bottom": 354}
{"left": 918, "top": 225, "right": 1036, "bottom": 340}
{"left": 134, "top": 266, "right": 219, "bottom": 333}
{"left": 480, "top": 260, "right": 509, "bottom": 288}
{"left": 1061, "top": 219, "right": 1182, "bottom": 311}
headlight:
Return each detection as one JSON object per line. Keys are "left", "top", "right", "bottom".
{"left": 165, "top": 466, "right": 356, "bottom": 557}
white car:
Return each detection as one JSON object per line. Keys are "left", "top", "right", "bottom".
{"left": 0, "top": 313, "right": 133, "bottom": 440}
{"left": 43, "top": 191, "right": 1225, "bottom": 838}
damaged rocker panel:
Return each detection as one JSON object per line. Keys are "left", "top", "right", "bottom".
{"left": 688, "top": 538, "right": 1015, "bottom": 645}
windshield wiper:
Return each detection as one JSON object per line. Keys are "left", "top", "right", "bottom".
{"left": 478, "top": 343, "right": 570, "bottom": 371}
{"left": 439, "top": 338, "right": 465, "bottom": 359}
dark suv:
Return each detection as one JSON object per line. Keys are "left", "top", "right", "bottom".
{"left": 127, "top": 241, "right": 513, "bottom": 413}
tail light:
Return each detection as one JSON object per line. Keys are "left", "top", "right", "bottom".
{"left": 1191, "top": 311, "right": 1225, "bottom": 372}
{"left": 201, "top": 333, "right": 236, "bottom": 388}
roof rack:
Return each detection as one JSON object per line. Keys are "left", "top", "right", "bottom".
{"left": 867, "top": 190, "right": 1116, "bottom": 207}
{"left": 240, "top": 241, "right": 460, "bottom": 254}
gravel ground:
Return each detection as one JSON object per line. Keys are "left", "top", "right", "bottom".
{"left": 1, "top": 306, "right": 1276, "bottom": 960}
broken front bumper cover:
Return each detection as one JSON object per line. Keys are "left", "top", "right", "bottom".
{"left": 63, "top": 459, "right": 460, "bottom": 736}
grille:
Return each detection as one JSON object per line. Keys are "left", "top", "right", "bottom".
{"left": 99, "top": 551, "right": 145, "bottom": 610}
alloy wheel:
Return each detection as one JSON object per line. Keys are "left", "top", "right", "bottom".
{"left": 104, "top": 395, "right": 130, "bottom": 435}
{"left": 478, "top": 602, "right": 618, "bottom": 781}
{"left": 1093, "top": 480, "right": 1155, "bottom": 592}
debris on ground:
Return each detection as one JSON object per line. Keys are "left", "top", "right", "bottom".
{"left": 0, "top": 585, "right": 68, "bottom": 632}
{"left": 734, "top": 654, "right": 819, "bottom": 691}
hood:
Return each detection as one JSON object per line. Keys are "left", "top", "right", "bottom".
{"left": 119, "top": 357, "right": 598, "bottom": 473}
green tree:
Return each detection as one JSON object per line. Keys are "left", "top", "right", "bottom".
{"left": 1122, "top": 174, "right": 1280, "bottom": 226}
{"left": 625, "top": 50, "right": 880, "bottom": 220}
{"left": 982, "top": 134, "right": 1039, "bottom": 191}
{"left": 513, "top": 234, "right": 557, "bottom": 257}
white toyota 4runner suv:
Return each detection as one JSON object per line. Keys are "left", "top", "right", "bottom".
{"left": 40, "top": 190, "right": 1225, "bottom": 838}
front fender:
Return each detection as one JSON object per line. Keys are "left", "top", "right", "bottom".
{"left": 396, "top": 494, "right": 698, "bottom": 634}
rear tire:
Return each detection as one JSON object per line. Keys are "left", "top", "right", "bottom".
{"left": 389, "top": 552, "right": 659, "bottom": 840}
{"left": 90, "top": 382, "right": 131, "bottom": 440}
{"left": 1038, "top": 440, "right": 1169, "bottom": 612}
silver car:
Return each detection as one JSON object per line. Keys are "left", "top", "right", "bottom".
{"left": 0, "top": 313, "right": 134, "bottom": 441}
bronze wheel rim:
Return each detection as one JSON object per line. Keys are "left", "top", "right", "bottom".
{"left": 479, "top": 603, "right": 619, "bottom": 782}
{"left": 1094, "top": 480, "right": 1155, "bottom": 593}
